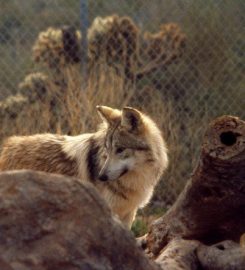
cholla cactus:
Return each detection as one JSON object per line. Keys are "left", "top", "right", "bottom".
{"left": 143, "top": 23, "right": 186, "bottom": 63}
{"left": 0, "top": 94, "right": 28, "bottom": 120}
{"left": 88, "top": 15, "right": 139, "bottom": 77}
{"left": 33, "top": 26, "right": 82, "bottom": 69}
{"left": 133, "top": 23, "right": 186, "bottom": 79}
{"left": 88, "top": 16, "right": 185, "bottom": 80}
{"left": 18, "top": 72, "right": 50, "bottom": 102}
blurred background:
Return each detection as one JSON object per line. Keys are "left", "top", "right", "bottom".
{"left": 0, "top": 0, "right": 244, "bottom": 235}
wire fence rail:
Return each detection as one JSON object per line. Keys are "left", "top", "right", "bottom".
{"left": 0, "top": 0, "right": 244, "bottom": 206}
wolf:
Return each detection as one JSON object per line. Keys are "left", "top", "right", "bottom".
{"left": 0, "top": 106, "right": 168, "bottom": 228}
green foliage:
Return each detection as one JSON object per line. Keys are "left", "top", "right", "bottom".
{"left": 131, "top": 218, "right": 148, "bottom": 237}
{"left": 132, "top": 206, "right": 167, "bottom": 237}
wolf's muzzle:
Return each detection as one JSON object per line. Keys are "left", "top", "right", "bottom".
{"left": 98, "top": 174, "right": 108, "bottom": 181}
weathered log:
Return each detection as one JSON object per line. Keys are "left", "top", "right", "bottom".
{"left": 155, "top": 239, "right": 201, "bottom": 270}
{"left": 146, "top": 115, "right": 245, "bottom": 256}
{"left": 197, "top": 240, "right": 245, "bottom": 270}
{"left": 156, "top": 239, "right": 245, "bottom": 270}
{"left": 0, "top": 170, "right": 159, "bottom": 270}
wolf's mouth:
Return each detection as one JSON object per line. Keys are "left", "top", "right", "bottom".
{"left": 119, "top": 168, "right": 128, "bottom": 178}
{"left": 99, "top": 168, "right": 129, "bottom": 182}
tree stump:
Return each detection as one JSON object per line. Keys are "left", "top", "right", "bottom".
{"left": 146, "top": 115, "right": 245, "bottom": 256}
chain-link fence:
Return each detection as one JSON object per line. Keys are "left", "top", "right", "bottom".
{"left": 0, "top": 0, "right": 244, "bottom": 207}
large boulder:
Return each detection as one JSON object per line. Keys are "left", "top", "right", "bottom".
{"left": 0, "top": 170, "right": 157, "bottom": 270}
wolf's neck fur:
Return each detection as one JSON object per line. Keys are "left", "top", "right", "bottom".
{"left": 62, "top": 132, "right": 101, "bottom": 181}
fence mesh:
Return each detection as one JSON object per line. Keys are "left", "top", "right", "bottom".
{"left": 0, "top": 0, "right": 244, "bottom": 208}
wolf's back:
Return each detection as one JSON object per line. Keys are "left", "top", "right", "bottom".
{"left": 0, "top": 134, "right": 78, "bottom": 177}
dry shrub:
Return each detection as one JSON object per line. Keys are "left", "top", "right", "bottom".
{"left": 32, "top": 17, "right": 186, "bottom": 83}
{"left": 0, "top": 66, "right": 132, "bottom": 141}
{"left": 88, "top": 16, "right": 186, "bottom": 80}
{"left": 143, "top": 23, "right": 186, "bottom": 62}
{"left": 33, "top": 26, "right": 82, "bottom": 70}
{"left": 88, "top": 15, "right": 138, "bottom": 65}
{"left": 0, "top": 95, "right": 50, "bottom": 143}
{"left": 0, "top": 64, "right": 176, "bottom": 144}
{"left": 18, "top": 72, "right": 49, "bottom": 102}
{"left": 32, "top": 17, "right": 138, "bottom": 82}
{"left": 0, "top": 95, "right": 28, "bottom": 139}
{"left": 88, "top": 15, "right": 139, "bottom": 80}
{"left": 0, "top": 73, "right": 56, "bottom": 143}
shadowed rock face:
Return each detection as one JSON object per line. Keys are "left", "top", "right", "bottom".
{"left": 0, "top": 170, "right": 157, "bottom": 270}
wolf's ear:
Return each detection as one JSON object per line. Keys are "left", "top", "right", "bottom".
{"left": 96, "top": 105, "right": 119, "bottom": 125}
{"left": 121, "top": 107, "right": 142, "bottom": 132}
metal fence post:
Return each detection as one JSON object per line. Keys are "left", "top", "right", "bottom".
{"left": 80, "top": 0, "right": 89, "bottom": 89}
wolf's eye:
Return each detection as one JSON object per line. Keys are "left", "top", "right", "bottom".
{"left": 116, "top": 147, "right": 125, "bottom": 154}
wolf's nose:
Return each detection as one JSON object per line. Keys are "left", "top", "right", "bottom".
{"left": 98, "top": 174, "right": 108, "bottom": 181}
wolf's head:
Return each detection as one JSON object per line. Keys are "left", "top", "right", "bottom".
{"left": 96, "top": 105, "right": 161, "bottom": 182}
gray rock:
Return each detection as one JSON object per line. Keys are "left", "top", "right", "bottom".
{"left": 0, "top": 170, "right": 157, "bottom": 270}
